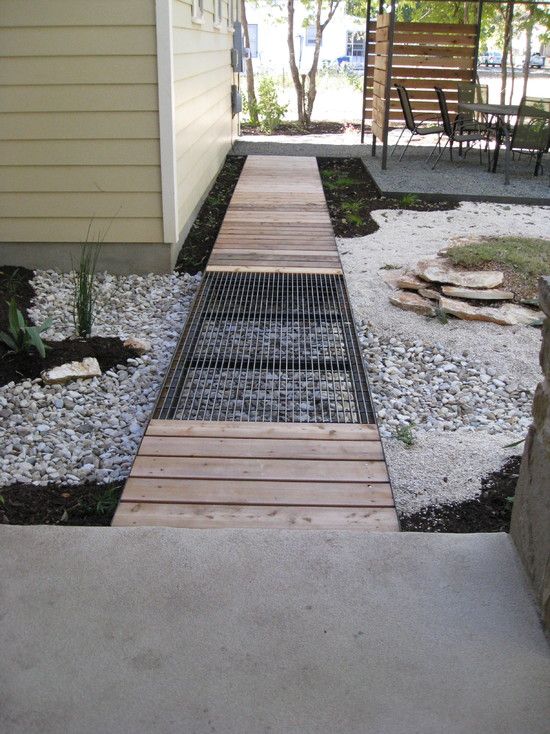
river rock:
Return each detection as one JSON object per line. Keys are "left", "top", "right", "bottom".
{"left": 416, "top": 258, "right": 504, "bottom": 289}
{"left": 390, "top": 291, "right": 436, "bottom": 316}
{"left": 42, "top": 357, "right": 102, "bottom": 384}
{"left": 441, "top": 285, "right": 514, "bottom": 301}
{"left": 123, "top": 337, "right": 151, "bottom": 354}
{"left": 439, "top": 297, "right": 543, "bottom": 326}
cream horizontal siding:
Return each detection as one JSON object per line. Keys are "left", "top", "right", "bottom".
{"left": 0, "top": 0, "right": 163, "bottom": 245}
{"left": 172, "top": 0, "right": 236, "bottom": 245}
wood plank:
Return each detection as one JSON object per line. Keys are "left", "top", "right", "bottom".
{"left": 113, "top": 503, "right": 399, "bottom": 530}
{"left": 206, "top": 266, "right": 343, "bottom": 274}
{"left": 139, "top": 436, "right": 385, "bottom": 461}
{"left": 130, "top": 456, "right": 389, "bottom": 483}
{"left": 146, "top": 420, "right": 381, "bottom": 440}
{"left": 121, "top": 477, "right": 395, "bottom": 507}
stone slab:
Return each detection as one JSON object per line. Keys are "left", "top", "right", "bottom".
{"left": 1, "top": 528, "right": 548, "bottom": 734}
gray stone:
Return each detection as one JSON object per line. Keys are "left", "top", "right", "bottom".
{"left": 416, "top": 258, "right": 504, "bottom": 288}
{"left": 441, "top": 285, "right": 514, "bottom": 301}
{"left": 389, "top": 291, "right": 436, "bottom": 317}
{"left": 42, "top": 357, "right": 101, "bottom": 385}
{"left": 439, "top": 297, "right": 543, "bottom": 326}
{"left": 511, "top": 277, "right": 550, "bottom": 632}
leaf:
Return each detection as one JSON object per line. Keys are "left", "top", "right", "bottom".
{"left": 7, "top": 299, "right": 20, "bottom": 334}
{"left": 37, "top": 316, "right": 53, "bottom": 333}
{"left": 26, "top": 326, "right": 46, "bottom": 358}
{"left": 0, "top": 331, "right": 18, "bottom": 351}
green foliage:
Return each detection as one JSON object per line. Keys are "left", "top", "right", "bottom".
{"left": 399, "top": 193, "right": 421, "bottom": 208}
{"left": 96, "top": 486, "right": 121, "bottom": 515}
{"left": 446, "top": 237, "right": 550, "bottom": 279}
{"left": 395, "top": 424, "right": 415, "bottom": 447}
{"left": 379, "top": 263, "right": 401, "bottom": 270}
{"left": 341, "top": 200, "right": 363, "bottom": 225}
{"left": 72, "top": 240, "right": 101, "bottom": 338}
{"left": 433, "top": 306, "right": 449, "bottom": 325}
{"left": 3, "top": 268, "right": 25, "bottom": 302}
{"left": 0, "top": 299, "right": 52, "bottom": 359}
{"left": 256, "top": 76, "right": 288, "bottom": 133}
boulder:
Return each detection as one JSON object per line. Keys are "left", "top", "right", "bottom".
{"left": 441, "top": 285, "right": 514, "bottom": 301}
{"left": 42, "top": 357, "right": 101, "bottom": 385}
{"left": 416, "top": 258, "right": 504, "bottom": 289}
{"left": 389, "top": 291, "right": 436, "bottom": 317}
{"left": 123, "top": 337, "right": 151, "bottom": 355}
{"left": 439, "top": 297, "right": 543, "bottom": 326}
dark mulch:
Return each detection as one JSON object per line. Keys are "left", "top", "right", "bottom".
{"left": 175, "top": 155, "right": 246, "bottom": 275}
{"left": 241, "top": 121, "right": 361, "bottom": 136}
{"left": 0, "top": 335, "right": 140, "bottom": 387}
{"left": 400, "top": 456, "right": 522, "bottom": 533}
{"left": 317, "top": 157, "right": 458, "bottom": 238}
{"left": 0, "top": 265, "right": 35, "bottom": 332}
{"left": 0, "top": 481, "right": 124, "bottom": 526}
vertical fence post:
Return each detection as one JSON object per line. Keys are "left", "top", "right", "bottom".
{"left": 360, "top": 0, "right": 372, "bottom": 144}
{"left": 381, "top": 0, "right": 396, "bottom": 170}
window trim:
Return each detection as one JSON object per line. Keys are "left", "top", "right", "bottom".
{"left": 192, "top": 0, "right": 204, "bottom": 24}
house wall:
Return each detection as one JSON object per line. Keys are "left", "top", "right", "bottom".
{"left": 0, "top": 0, "right": 166, "bottom": 271}
{"left": 171, "top": 0, "right": 237, "bottom": 259}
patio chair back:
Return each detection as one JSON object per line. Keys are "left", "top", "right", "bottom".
{"left": 511, "top": 96, "right": 550, "bottom": 154}
{"left": 395, "top": 84, "right": 417, "bottom": 132}
{"left": 434, "top": 87, "right": 454, "bottom": 137}
{"left": 457, "top": 82, "right": 488, "bottom": 107}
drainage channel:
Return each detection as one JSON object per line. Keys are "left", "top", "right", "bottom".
{"left": 154, "top": 271, "right": 374, "bottom": 424}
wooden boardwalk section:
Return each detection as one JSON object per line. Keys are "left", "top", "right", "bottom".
{"left": 113, "top": 155, "right": 398, "bottom": 530}
{"left": 113, "top": 421, "right": 397, "bottom": 530}
{"left": 207, "top": 156, "right": 341, "bottom": 273}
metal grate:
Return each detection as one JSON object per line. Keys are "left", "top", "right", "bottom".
{"left": 155, "top": 272, "right": 374, "bottom": 423}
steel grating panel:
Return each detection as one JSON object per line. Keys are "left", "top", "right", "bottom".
{"left": 154, "top": 272, "right": 374, "bottom": 423}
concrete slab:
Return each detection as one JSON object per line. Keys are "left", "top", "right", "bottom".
{"left": 365, "top": 145, "right": 550, "bottom": 205}
{"left": 1, "top": 528, "right": 548, "bottom": 734}
{"left": 232, "top": 135, "right": 372, "bottom": 158}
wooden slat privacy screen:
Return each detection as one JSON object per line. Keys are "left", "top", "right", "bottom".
{"left": 364, "top": 20, "right": 477, "bottom": 131}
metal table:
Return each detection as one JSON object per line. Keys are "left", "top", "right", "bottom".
{"left": 459, "top": 102, "right": 519, "bottom": 185}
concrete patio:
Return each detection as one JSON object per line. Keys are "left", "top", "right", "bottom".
{"left": 1, "top": 527, "right": 548, "bottom": 733}
{"left": 366, "top": 144, "right": 550, "bottom": 204}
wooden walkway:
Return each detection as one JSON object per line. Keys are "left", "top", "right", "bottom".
{"left": 113, "top": 421, "right": 397, "bottom": 530}
{"left": 113, "top": 156, "right": 398, "bottom": 530}
{"left": 207, "top": 156, "right": 341, "bottom": 273}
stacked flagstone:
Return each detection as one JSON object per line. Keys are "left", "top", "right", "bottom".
{"left": 387, "top": 258, "right": 543, "bottom": 326}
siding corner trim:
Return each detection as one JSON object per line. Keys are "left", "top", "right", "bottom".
{"left": 156, "top": 0, "right": 178, "bottom": 244}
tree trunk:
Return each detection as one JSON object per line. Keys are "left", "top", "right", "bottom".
{"left": 500, "top": 1, "right": 514, "bottom": 105}
{"left": 522, "top": 7, "right": 535, "bottom": 99}
{"left": 240, "top": 0, "right": 258, "bottom": 126}
{"left": 287, "top": 0, "right": 306, "bottom": 125}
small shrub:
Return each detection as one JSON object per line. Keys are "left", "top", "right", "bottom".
{"left": 433, "top": 306, "right": 449, "bottom": 325}
{"left": 256, "top": 77, "right": 288, "bottom": 134}
{"left": 395, "top": 424, "right": 415, "bottom": 447}
{"left": 0, "top": 299, "right": 52, "bottom": 358}
{"left": 72, "top": 241, "right": 101, "bottom": 338}
{"left": 399, "top": 193, "right": 420, "bottom": 208}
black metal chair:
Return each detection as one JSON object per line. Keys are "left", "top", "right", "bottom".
{"left": 431, "top": 86, "right": 489, "bottom": 169}
{"left": 456, "top": 82, "right": 491, "bottom": 133}
{"left": 392, "top": 84, "right": 444, "bottom": 161}
{"left": 493, "top": 96, "right": 550, "bottom": 178}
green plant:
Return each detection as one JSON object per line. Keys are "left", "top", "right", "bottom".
{"left": 342, "top": 200, "right": 363, "bottom": 226}
{"left": 433, "top": 306, "right": 449, "bottom": 325}
{"left": 399, "top": 193, "right": 420, "bottom": 208}
{"left": 72, "top": 239, "right": 101, "bottom": 338}
{"left": 95, "top": 486, "right": 120, "bottom": 515}
{"left": 0, "top": 299, "right": 52, "bottom": 358}
{"left": 256, "top": 77, "right": 288, "bottom": 134}
{"left": 379, "top": 263, "right": 401, "bottom": 270}
{"left": 3, "top": 268, "right": 25, "bottom": 301}
{"left": 395, "top": 424, "right": 415, "bottom": 447}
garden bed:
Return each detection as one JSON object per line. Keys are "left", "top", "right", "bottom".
{"left": 317, "top": 157, "right": 457, "bottom": 238}
{"left": 175, "top": 155, "right": 246, "bottom": 274}
{"left": 241, "top": 121, "right": 360, "bottom": 136}
{"left": 0, "top": 480, "right": 123, "bottom": 526}
{"left": 400, "top": 456, "right": 520, "bottom": 533}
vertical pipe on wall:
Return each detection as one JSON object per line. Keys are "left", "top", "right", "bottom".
{"left": 360, "top": 0, "right": 372, "bottom": 143}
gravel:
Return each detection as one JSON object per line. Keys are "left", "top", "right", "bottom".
{"left": 0, "top": 271, "right": 200, "bottom": 487}
{"left": 339, "top": 201, "right": 549, "bottom": 515}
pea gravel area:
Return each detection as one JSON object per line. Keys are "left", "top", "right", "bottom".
{"left": 0, "top": 271, "right": 200, "bottom": 487}
{"left": 339, "top": 201, "right": 550, "bottom": 516}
